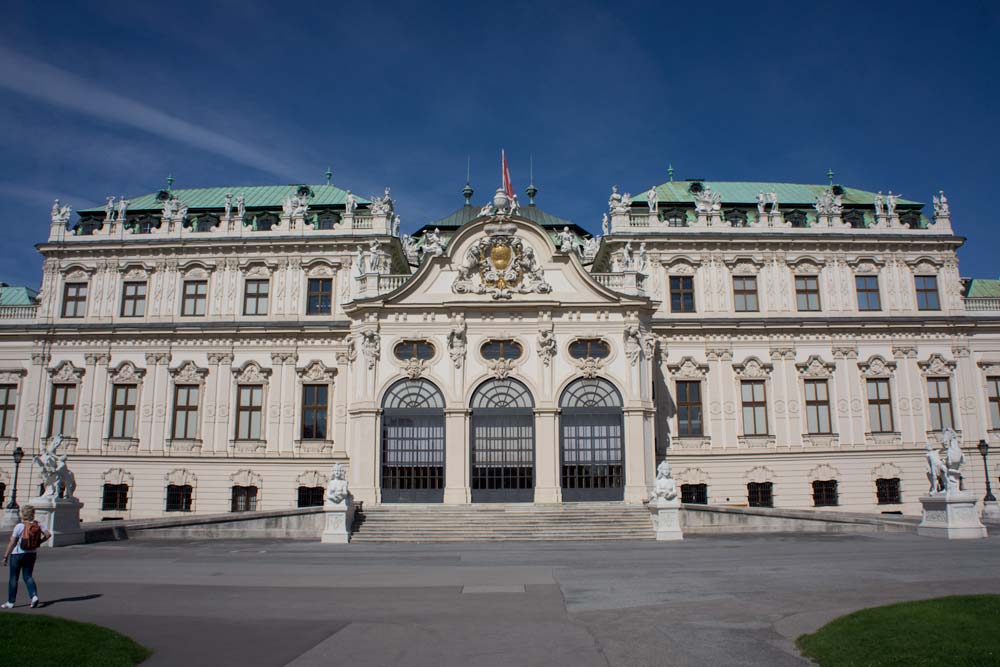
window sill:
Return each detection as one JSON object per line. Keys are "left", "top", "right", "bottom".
{"left": 864, "top": 432, "right": 902, "bottom": 447}
{"left": 738, "top": 435, "right": 776, "bottom": 449}
{"left": 295, "top": 439, "right": 334, "bottom": 455}
{"left": 669, "top": 436, "right": 711, "bottom": 450}
{"left": 801, "top": 433, "right": 840, "bottom": 448}
{"left": 166, "top": 438, "right": 202, "bottom": 454}
{"left": 42, "top": 436, "right": 78, "bottom": 452}
{"left": 231, "top": 439, "right": 267, "bottom": 454}
{"left": 103, "top": 437, "right": 139, "bottom": 453}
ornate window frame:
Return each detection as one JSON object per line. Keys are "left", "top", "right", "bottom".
{"left": 919, "top": 353, "right": 957, "bottom": 434}
{"left": 46, "top": 361, "right": 85, "bottom": 446}
{"left": 858, "top": 354, "right": 901, "bottom": 446}
{"left": 103, "top": 361, "right": 145, "bottom": 453}
{"left": 230, "top": 469, "right": 263, "bottom": 511}
{"left": 796, "top": 355, "right": 839, "bottom": 445}
{"left": 165, "top": 468, "right": 197, "bottom": 512}
{"left": 0, "top": 368, "right": 27, "bottom": 447}
{"left": 167, "top": 361, "right": 208, "bottom": 453}
{"left": 231, "top": 361, "right": 271, "bottom": 453}
{"left": 733, "top": 357, "right": 774, "bottom": 446}
{"left": 479, "top": 335, "right": 528, "bottom": 380}
{"left": 389, "top": 337, "right": 439, "bottom": 380}
{"left": 977, "top": 359, "right": 1000, "bottom": 438}
{"left": 100, "top": 467, "right": 134, "bottom": 516}
{"left": 566, "top": 336, "right": 615, "bottom": 379}
{"left": 295, "top": 361, "right": 336, "bottom": 455}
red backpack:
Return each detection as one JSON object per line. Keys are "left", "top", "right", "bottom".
{"left": 20, "top": 521, "right": 44, "bottom": 551}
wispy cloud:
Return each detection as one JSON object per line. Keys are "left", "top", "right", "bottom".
{"left": 0, "top": 182, "right": 92, "bottom": 208}
{"left": 0, "top": 46, "right": 294, "bottom": 178}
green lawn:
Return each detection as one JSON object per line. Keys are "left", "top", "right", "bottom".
{"left": 0, "top": 613, "right": 150, "bottom": 666}
{"left": 797, "top": 595, "right": 1000, "bottom": 667}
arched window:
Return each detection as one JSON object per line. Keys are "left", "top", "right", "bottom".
{"left": 470, "top": 379, "right": 534, "bottom": 502}
{"left": 559, "top": 378, "right": 624, "bottom": 501}
{"left": 381, "top": 379, "right": 445, "bottom": 502}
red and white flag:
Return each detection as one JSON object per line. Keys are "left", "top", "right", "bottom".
{"left": 501, "top": 149, "right": 514, "bottom": 198}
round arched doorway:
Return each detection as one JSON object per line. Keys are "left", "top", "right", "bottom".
{"left": 559, "top": 378, "right": 625, "bottom": 501}
{"left": 469, "top": 379, "right": 535, "bottom": 503}
{"left": 380, "top": 379, "right": 445, "bottom": 503}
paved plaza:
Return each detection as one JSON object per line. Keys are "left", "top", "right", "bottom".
{"left": 5, "top": 532, "right": 1000, "bottom": 666}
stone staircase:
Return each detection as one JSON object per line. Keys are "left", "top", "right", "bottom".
{"left": 350, "top": 502, "right": 654, "bottom": 542}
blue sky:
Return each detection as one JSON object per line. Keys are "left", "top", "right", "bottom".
{"left": 1, "top": 1, "right": 998, "bottom": 287}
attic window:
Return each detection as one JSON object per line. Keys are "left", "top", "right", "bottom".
{"left": 663, "top": 208, "right": 688, "bottom": 227}
{"left": 786, "top": 210, "right": 808, "bottom": 228}
{"left": 725, "top": 209, "right": 748, "bottom": 228}
{"left": 569, "top": 339, "right": 610, "bottom": 360}
{"left": 843, "top": 210, "right": 866, "bottom": 229}
{"left": 687, "top": 181, "right": 704, "bottom": 194}
{"left": 394, "top": 341, "right": 435, "bottom": 361}
{"left": 900, "top": 211, "right": 922, "bottom": 229}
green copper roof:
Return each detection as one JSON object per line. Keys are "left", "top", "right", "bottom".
{"left": 632, "top": 181, "right": 923, "bottom": 207}
{"left": 965, "top": 279, "right": 1000, "bottom": 299}
{"left": 0, "top": 285, "right": 38, "bottom": 306}
{"left": 79, "top": 184, "right": 370, "bottom": 214}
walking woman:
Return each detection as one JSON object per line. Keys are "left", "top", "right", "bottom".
{"left": 2, "top": 505, "right": 51, "bottom": 608}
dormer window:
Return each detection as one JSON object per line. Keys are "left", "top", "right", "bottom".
{"left": 786, "top": 210, "right": 808, "bottom": 228}
{"left": 394, "top": 340, "right": 435, "bottom": 360}
{"left": 843, "top": 210, "right": 866, "bottom": 229}
{"left": 481, "top": 340, "right": 522, "bottom": 360}
{"left": 569, "top": 339, "right": 610, "bottom": 359}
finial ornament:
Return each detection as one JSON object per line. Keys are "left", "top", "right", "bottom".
{"left": 325, "top": 167, "right": 333, "bottom": 185}
{"left": 827, "top": 168, "right": 835, "bottom": 185}
{"left": 668, "top": 164, "right": 674, "bottom": 182}
{"left": 166, "top": 175, "right": 174, "bottom": 191}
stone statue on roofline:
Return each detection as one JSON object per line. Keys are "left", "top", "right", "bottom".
{"left": 933, "top": 191, "right": 950, "bottom": 218}
{"left": 647, "top": 187, "right": 658, "bottom": 213}
{"left": 104, "top": 196, "right": 115, "bottom": 222}
{"left": 886, "top": 191, "right": 900, "bottom": 217}
{"left": 50, "top": 199, "right": 71, "bottom": 226}
{"left": 344, "top": 190, "right": 357, "bottom": 214}
{"left": 602, "top": 213, "right": 610, "bottom": 235}
{"left": 422, "top": 228, "right": 444, "bottom": 256}
{"left": 116, "top": 196, "right": 128, "bottom": 222}
{"left": 392, "top": 215, "right": 401, "bottom": 237}
{"left": 224, "top": 193, "right": 233, "bottom": 219}
{"left": 556, "top": 226, "right": 575, "bottom": 253}
{"left": 368, "top": 239, "right": 384, "bottom": 273}
{"left": 874, "top": 191, "right": 885, "bottom": 218}
{"left": 756, "top": 192, "right": 767, "bottom": 219}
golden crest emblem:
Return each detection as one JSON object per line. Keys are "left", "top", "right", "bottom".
{"left": 452, "top": 219, "right": 552, "bottom": 300}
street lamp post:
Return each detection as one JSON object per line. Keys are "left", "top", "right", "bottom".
{"left": 5, "top": 447, "right": 25, "bottom": 511}
{"left": 977, "top": 440, "right": 997, "bottom": 503}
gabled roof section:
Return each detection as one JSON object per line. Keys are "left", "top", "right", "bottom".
{"left": 632, "top": 181, "right": 923, "bottom": 207}
{"left": 0, "top": 284, "right": 38, "bottom": 306}
{"left": 79, "top": 184, "right": 371, "bottom": 213}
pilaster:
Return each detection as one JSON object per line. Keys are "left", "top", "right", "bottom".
{"left": 443, "top": 408, "right": 470, "bottom": 504}
{"left": 533, "top": 407, "right": 560, "bottom": 503}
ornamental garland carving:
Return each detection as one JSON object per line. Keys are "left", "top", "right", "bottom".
{"left": 668, "top": 356, "right": 709, "bottom": 379}
{"left": 297, "top": 361, "right": 336, "bottom": 383}
{"left": 48, "top": 361, "right": 85, "bottom": 383}
{"left": 858, "top": 355, "right": 896, "bottom": 378}
{"left": 0, "top": 368, "right": 27, "bottom": 384}
{"left": 733, "top": 357, "right": 773, "bottom": 379}
{"left": 918, "top": 353, "right": 956, "bottom": 377}
{"left": 807, "top": 464, "right": 840, "bottom": 481}
{"left": 233, "top": 361, "right": 271, "bottom": 384}
{"left": 795, "top": 355, "right": 836, "bottom": 378}
{"left": 108, "top": 361, "right": 146, "bottom": 384}
{"left": 452, "top": 220, "right": 551, "bottom": 300}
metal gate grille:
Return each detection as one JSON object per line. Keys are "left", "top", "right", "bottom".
{"left": 559, "top": 378, "right": 624, "bottom": 501}
{"left": 470, "top": 379, "right": 535, "bottom": 503}
{"left": 381, "top": 379, "right": 445, "bottom": 503}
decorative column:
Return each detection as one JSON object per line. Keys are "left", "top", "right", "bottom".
{"left": 333, "top": 345, "right": 354, "bottom": 457}
{"left": 770, "top": 348, "right": 797, "bottom": 447}
{"left": 706, "top": 346, "right": 737, "bottom": 447}
{"left": 209, "top": 353, "right": 234, "bottom": 454}
{"left": 23, "top": 352, "right": 51, "bottom": 450}
{"left": 892, "top": 345, "right": 921, "bottom": 445}
{"left": 952, "top": 342, "right": 983, "bottom": 442}
{"left": 832, "top": 346, "right": 862, "bottom": 445}
{"left": 144, "top": 353, "right": 171, "bottom": 454}
{"left": 269, "top": 353, "right": 288, "bottom": 456}
{"left": 85, "top": 356, "right": 109, "bottom": 453}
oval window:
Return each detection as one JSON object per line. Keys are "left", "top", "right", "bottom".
{"left": 569, "top": 338, "right": 610, "bottom": 359}
{"left": 393, "top": 340, "right": 435, "bottom": 360}
{"left": 481, "top": 340, "right": 523, "bottom": 360}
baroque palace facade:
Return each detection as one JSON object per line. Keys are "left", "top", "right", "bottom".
{"left": 1, "top": 175, "right": 998, "bottom": 522}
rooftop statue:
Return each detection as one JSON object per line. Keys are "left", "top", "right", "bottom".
{"left": 292, "top": 194, "right": 309, "bottom": 217}
{"left": 116, "top": 196, "right": 128, "bottom": 222}
{"left": 601, "top": 213, "right": 610, "bottom": 235}
{"left": 509, "top": 194, "right": 520, "bottom": 215}
{"left": 236, "top": 194, "right": 246, "bottom": 219}
{"left": 355, "top": 245, "right": 367, "bottom": 274}
{"left": 583, "top": 236, "right": 600, "bottom": 258}
{"left": 650, "top": 460, "right": 678, "bottom": 502}
{"left": 344, "top": 190, "right": 357, "bottom": 214}
{"left": 392, "top": 215, "right": 401, "bottom": 237}
{"left": 768, "top": 191, "right": 779, "bottom": 212}
{"left": 282, "top": 196, "right": 295, "bottom": 217}
{"left": 50, "top": 199, "right": 72, "bottom": 226}
{"left": 647, "top": 187, "right": 658, "bottom": 213}
{"left": 223, "top": 193, "right": 233, "bottom": 219}
{"left": 756, "top": 191, "right": 767, "bottom": 218}
{"left": 34, "top": 435, "right": 77, "bottom": 500}
{"left": 422, "top": 228, "right": 444, "bottom": 256}
{"left": 401, "top": 234, "right": 417, "bottom": 258}
{"left": 622, "top": 240, "right": 635, "bottom": 271}
{"left": 874, "top": 191, "right": 885, "bottom": 218}
{"left": 368, "top": 239, "right": 383, "bottom": 273}
{"left": 479, "top": 202, "right": 493, "bottom": 217}
{"left": 104, "top": 196, "right": 115, "bottom": 222}
{"left": 556, "top": 226, "right": 575, "bottom": 253}
{"left": 694, "top": 187, "right": 721, "bottom": 214}
{"left": 814, "top": 190, "right": 841, "bottom": 216}
{"left": 933, "top": 191, "right": 950, "bottom": 218}
{"left": 887, "top": 191, "right": 900, "bottom": 217}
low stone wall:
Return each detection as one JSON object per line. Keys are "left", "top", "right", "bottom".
{"left": 680, "top": 504, "right": 918, "bottom": 534}
{"left": 81, "top": 507, "right": 326, "bottom": 542}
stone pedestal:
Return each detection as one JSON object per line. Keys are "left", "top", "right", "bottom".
{"left": 982, "top": 501, "right": 1000, "bottom": 523}
{"left": 647, "top": 498, "right": 683, "bottom": 541}
{"left": 918, "top": 492, "right": 988, "bottom": 539}
{"left": 321, "top": 501, "right": 356, "bottom": 544}
{"left": 0, "top": 507, "right": 21, "bottom": 532}
{"left": 29, "top": 496, "right": 86, "bottom": 547}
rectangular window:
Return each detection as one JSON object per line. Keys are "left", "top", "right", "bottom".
{"left": 307, "top": 278, "right": 333, "bottom": 315}
{"left": 181, "top": 280, "right": 208, "bottom": 316}
{"left": 0, "top": 384, "right": 16, "bottom": 438}
{"left": 172, "top": 385, "right": 200, "bottom": 440}
{"left": 988, "top": 377, "right": 1000, "bottom": 430}
{"left": 165, "top": 484, "right": 193, "bottom": 512}
{"left": 301, "top": 385, "right": 328, "bottom": 440}
{"left": 812, "top": 480, "right": 838, "bottom": 507}
{"left": 795, "top": 276, "right": 821, "bottom": 311}
{"left": 297, "top": 486, "right": 325, "bottom": 508}
{"left": 741, "top": 380, "right": 768, "bottom": 435}
{"left": 804, "top": 379, "right": 832, "bottom": 434}
{"left": 747, "top": 482, "right": 773, "bottom": 508}
{"left": 733, "top": 276, "right": 759, "bottom": 312}
{"left": 670, "top": 276, "right": 695, "bottom": 313}
{"left": 680, "top": 483, "right": 708, "bottom": 504}
{"left": 876, "top": 477, "right": 902, "bottom": 504}
{"left": 231, "top": 485, "right": 258, "bottom": 512}
{"left": 109, "top": 384, "right": 138, "bottom": 438}
{"left": 927, "top": 377, "right": 954, "bottom": 431}
{"left": 915, "top": 275, "right": 940, "bottom": 311}
{"left": 243, "top": 279, "right": 269, "bottom": 316}
{"left": 61, "top": 282, "right": 88, "bottom": 318}
{"left": 855, "top": 275, "right": 881, "bottom": 311}
{"left": 120, "top": 281, "right": 147, "bottom": 317}
{"left": 236, "top": 385, "right": 263, "bottom": 440}
{"left": 675, "top": 381, "right": 703, "bottom": 437}
{"left": 48, "top": 384, "right": 77, "bottom": 437}
{"left": 101, "top": 483, "right": 129, "bottom": 511}
{"left": 866, "top": 379, "right": 894, "bottom": 433}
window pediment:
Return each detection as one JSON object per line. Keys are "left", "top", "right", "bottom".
{"left": 858, "top": 355, "right": 896, "bottom": 378}
{"left": 234, "top": 361, "right": 271, "bottom": 384}
{"left": 108, "top": 361, "right": 146, "bottom": 384}
{"left": 668, "top": 356, "right": 709, "bottom": 379}
{"left": 918, "top": 353, "right": 956, "bottom": 377}
{"left": 170, "top": 361, "right": 209, "bottom": 385}
{"left": 297, "top": 360, "right": 336, "bottom": 383}
{"left": 733, "top": 357, "right": 773, "bottom": 379}
{"left": 796, "top": 355, "right": 835, "bottom": 378}
{"left": 48, "top": 360, "right": 84, "bottom": 383}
